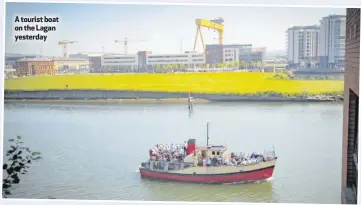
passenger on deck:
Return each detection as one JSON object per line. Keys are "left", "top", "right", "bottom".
{"left": 170, "top": 143, "right": 175, "bottom": 155}
{"left": 183, "top": 141, "right": 187, "bottom": 155}
{"left": 206, "top": 158, "right": 211, "bottom": 166}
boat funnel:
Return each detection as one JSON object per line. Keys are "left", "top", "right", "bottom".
{"left": 187, "top": 139, "right": 196, "bottom": 155}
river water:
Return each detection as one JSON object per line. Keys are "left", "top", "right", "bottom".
{"left": 3, "top": 102, "right": 343, "bottom": 203}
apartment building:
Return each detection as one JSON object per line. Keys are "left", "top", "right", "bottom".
{"left": 287, "top": 26, "right": 320, "bottom": 68}
{"left": 319, "top": 15, "right": 346, "bottom": 69}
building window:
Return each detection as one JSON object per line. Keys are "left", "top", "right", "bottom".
{"left": 354, "top": 24, "right": 357, "bottom": 38}
{"left": 345, "top": 89, "right": 359, "bottom": 204}
{"left": 349, "top": 27, "right": 353, "bottom": 39}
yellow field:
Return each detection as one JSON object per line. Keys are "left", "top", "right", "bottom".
{"left": 4, "top": 72, "right": 344, "bottom": 95}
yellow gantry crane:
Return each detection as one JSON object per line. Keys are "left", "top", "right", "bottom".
{"left": 58, "top": 40, "right": 77, "bottom": 58}
{"left": 193, "top": 17, "right": 224, "bottom": 52}
{"left": 114, "top": 38, "right": 149, "bottom": 54}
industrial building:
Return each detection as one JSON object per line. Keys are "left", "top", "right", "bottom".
{"left": 54, "top": 58, "right": 90, "bottom": 74}
{"left": 319, "top": 15, "right": 346, "bottom": 69}
{"left": 286, "top": 25, "right": 320, "bottom": 68}
{"left": 15, "top": 58, "right": 90, "bottom": 76}
{"left": 341, "top": 8, "right": 359, "bottom": 205}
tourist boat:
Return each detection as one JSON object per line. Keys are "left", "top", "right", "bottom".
{"left": 139, "top": 123, "right": 277, "bottom": 183}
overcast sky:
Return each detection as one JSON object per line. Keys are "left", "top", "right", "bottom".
{"left": 5, "top": 2, "right": 346, "bottom": 56}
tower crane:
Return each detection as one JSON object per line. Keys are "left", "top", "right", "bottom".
{"left": 58, "top": 40, "right": 77, "bottom": 58}
{"left": 193, "top": 17, "right": 224, "bottom": 52}
{"left": 114, "top": 38, "right": 149, "bottom": 54}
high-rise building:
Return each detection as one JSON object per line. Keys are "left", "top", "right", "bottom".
{"left": 319, "top": 15, "right": 346, "bottom": 69}
{"left": 286, "top": 26, "right": 320, "bottom": 68}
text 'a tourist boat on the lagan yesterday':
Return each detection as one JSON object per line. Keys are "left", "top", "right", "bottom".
{"left": 139, "top": 123, "right": 278, "bottom": 183}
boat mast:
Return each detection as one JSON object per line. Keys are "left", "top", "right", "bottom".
{"left": 206, "top": 122, "right": 209, "bottom": 147}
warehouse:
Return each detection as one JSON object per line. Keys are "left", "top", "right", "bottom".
{"left": 54, "top": 58, "right": 90, "bottom": 74}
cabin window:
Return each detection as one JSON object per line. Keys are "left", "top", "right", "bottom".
{"left": 217, "top": 151, "right": 220, "bottom": 155}
{"left": 212, "top": 151, "right": 215, "bottom": 155}
{"left": 168, "top": 164, "right": 175, "bottom": 170}
{"left": 157, "top": 162, "right": 165, "bottom": 170}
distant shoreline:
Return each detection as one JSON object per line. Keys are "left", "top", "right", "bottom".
{"left": 4, "top": 90, "right": 343, "bottom": 103}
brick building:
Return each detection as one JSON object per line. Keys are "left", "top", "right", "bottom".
{"left": 15, "top": 58, "right": 90, "bottom": 76}
{"left": 16, "top": 58, "right": 55, "bottom": 76}
{"left": 341, "top": 8, "right": 360, "bottom": 204}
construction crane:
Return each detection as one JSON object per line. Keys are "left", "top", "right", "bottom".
{"left": 193, "top": 17, "right": 224, "bottom": 52}
{"left": 58, "top": 40, "right": 77, "bottom": 58}
{"left": 114, "top": 38, "right": 149, "bottom": 54}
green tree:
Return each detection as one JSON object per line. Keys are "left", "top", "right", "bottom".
{"left": 240, "top": 61, "right": 246, "bottom": 69}
{"left": 199, "top": 64, "right": 204, "bottom": 68}
{"left": 156, "top": 64, "right": 161, "bottom": 72}
{"left": 162, "top": 64, "right": 167, "bottom": 73}
{"left": 174, "top": 64, "right": 179, "bottom": 71}
{"left": 252, "top": 61, "right": 257, "bottom": 68}
{"left": 3, "top": 136, "right": 42, "bottom": 198}
{"left": 234, "top": 61, "right": 240, "bottom": 69}
{"left": 257, "top": 61, "right": 262, "bottom": 68}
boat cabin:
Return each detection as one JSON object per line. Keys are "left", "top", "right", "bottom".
{"left": 196, "top": 145, "right": 227, "bottom": 159}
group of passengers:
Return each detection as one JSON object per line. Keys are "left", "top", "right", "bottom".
{"left": 148, "top": 142, "right": 276, "bottom": 167}
{"left": 148, "top": 142, "right": 187, "bottom": 162}
{"left": 197, "top": 152, "right": 275, "bottom": 167}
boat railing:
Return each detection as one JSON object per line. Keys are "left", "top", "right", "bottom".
{"left": 264, "top": 150, "right": 276, "bottom": 158}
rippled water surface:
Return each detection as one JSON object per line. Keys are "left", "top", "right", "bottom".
{"left": 3, "top": 102, "right": 343, "bottom": 203}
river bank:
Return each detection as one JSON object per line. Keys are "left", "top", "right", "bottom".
{"left": 4, "top": 90, "right": 343, "bottom": 103}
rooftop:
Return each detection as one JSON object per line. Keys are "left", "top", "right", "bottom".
{"left": 16, "top": 57, "right": 89, "bottom": 62}
{"left": 322, "top": 14, "right": 347, "bottom": 19}
{"left": 288, "top": 25, "right": 320, "bottom": 30}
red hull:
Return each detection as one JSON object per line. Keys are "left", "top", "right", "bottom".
{"left": 139, "top": 166, "right": 275, "bottom": 183}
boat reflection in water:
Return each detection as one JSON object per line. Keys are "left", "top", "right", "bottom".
{"left": 140, "top": 177, "right": 277, "bottom": 202}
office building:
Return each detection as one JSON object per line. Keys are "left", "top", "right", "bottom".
{"left": 138, "top": 51, "right": 152, "bottom": 73}
{"left": 146, "top": 53, "right": 205, "bottom": 68}
{"left": 341, "top": 8, "right": 359, "bottom": 205}
{"left": 101, "top": 54, "right": 138, "bottom": 72}
{"left": 286, "top": 26, "right": 320, "bottom": 68}
{"left": 239, "top": 47, "right": 266, "bottom": 64}
{"left": 206, "top": 44, "right": 252, "bottom": 65}
{"left": 319, "top": 15, "right": 346, "bottom": 69}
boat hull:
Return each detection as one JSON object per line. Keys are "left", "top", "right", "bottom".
{"left": 139, "top": 164, "right": 275, "bottom": 183}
